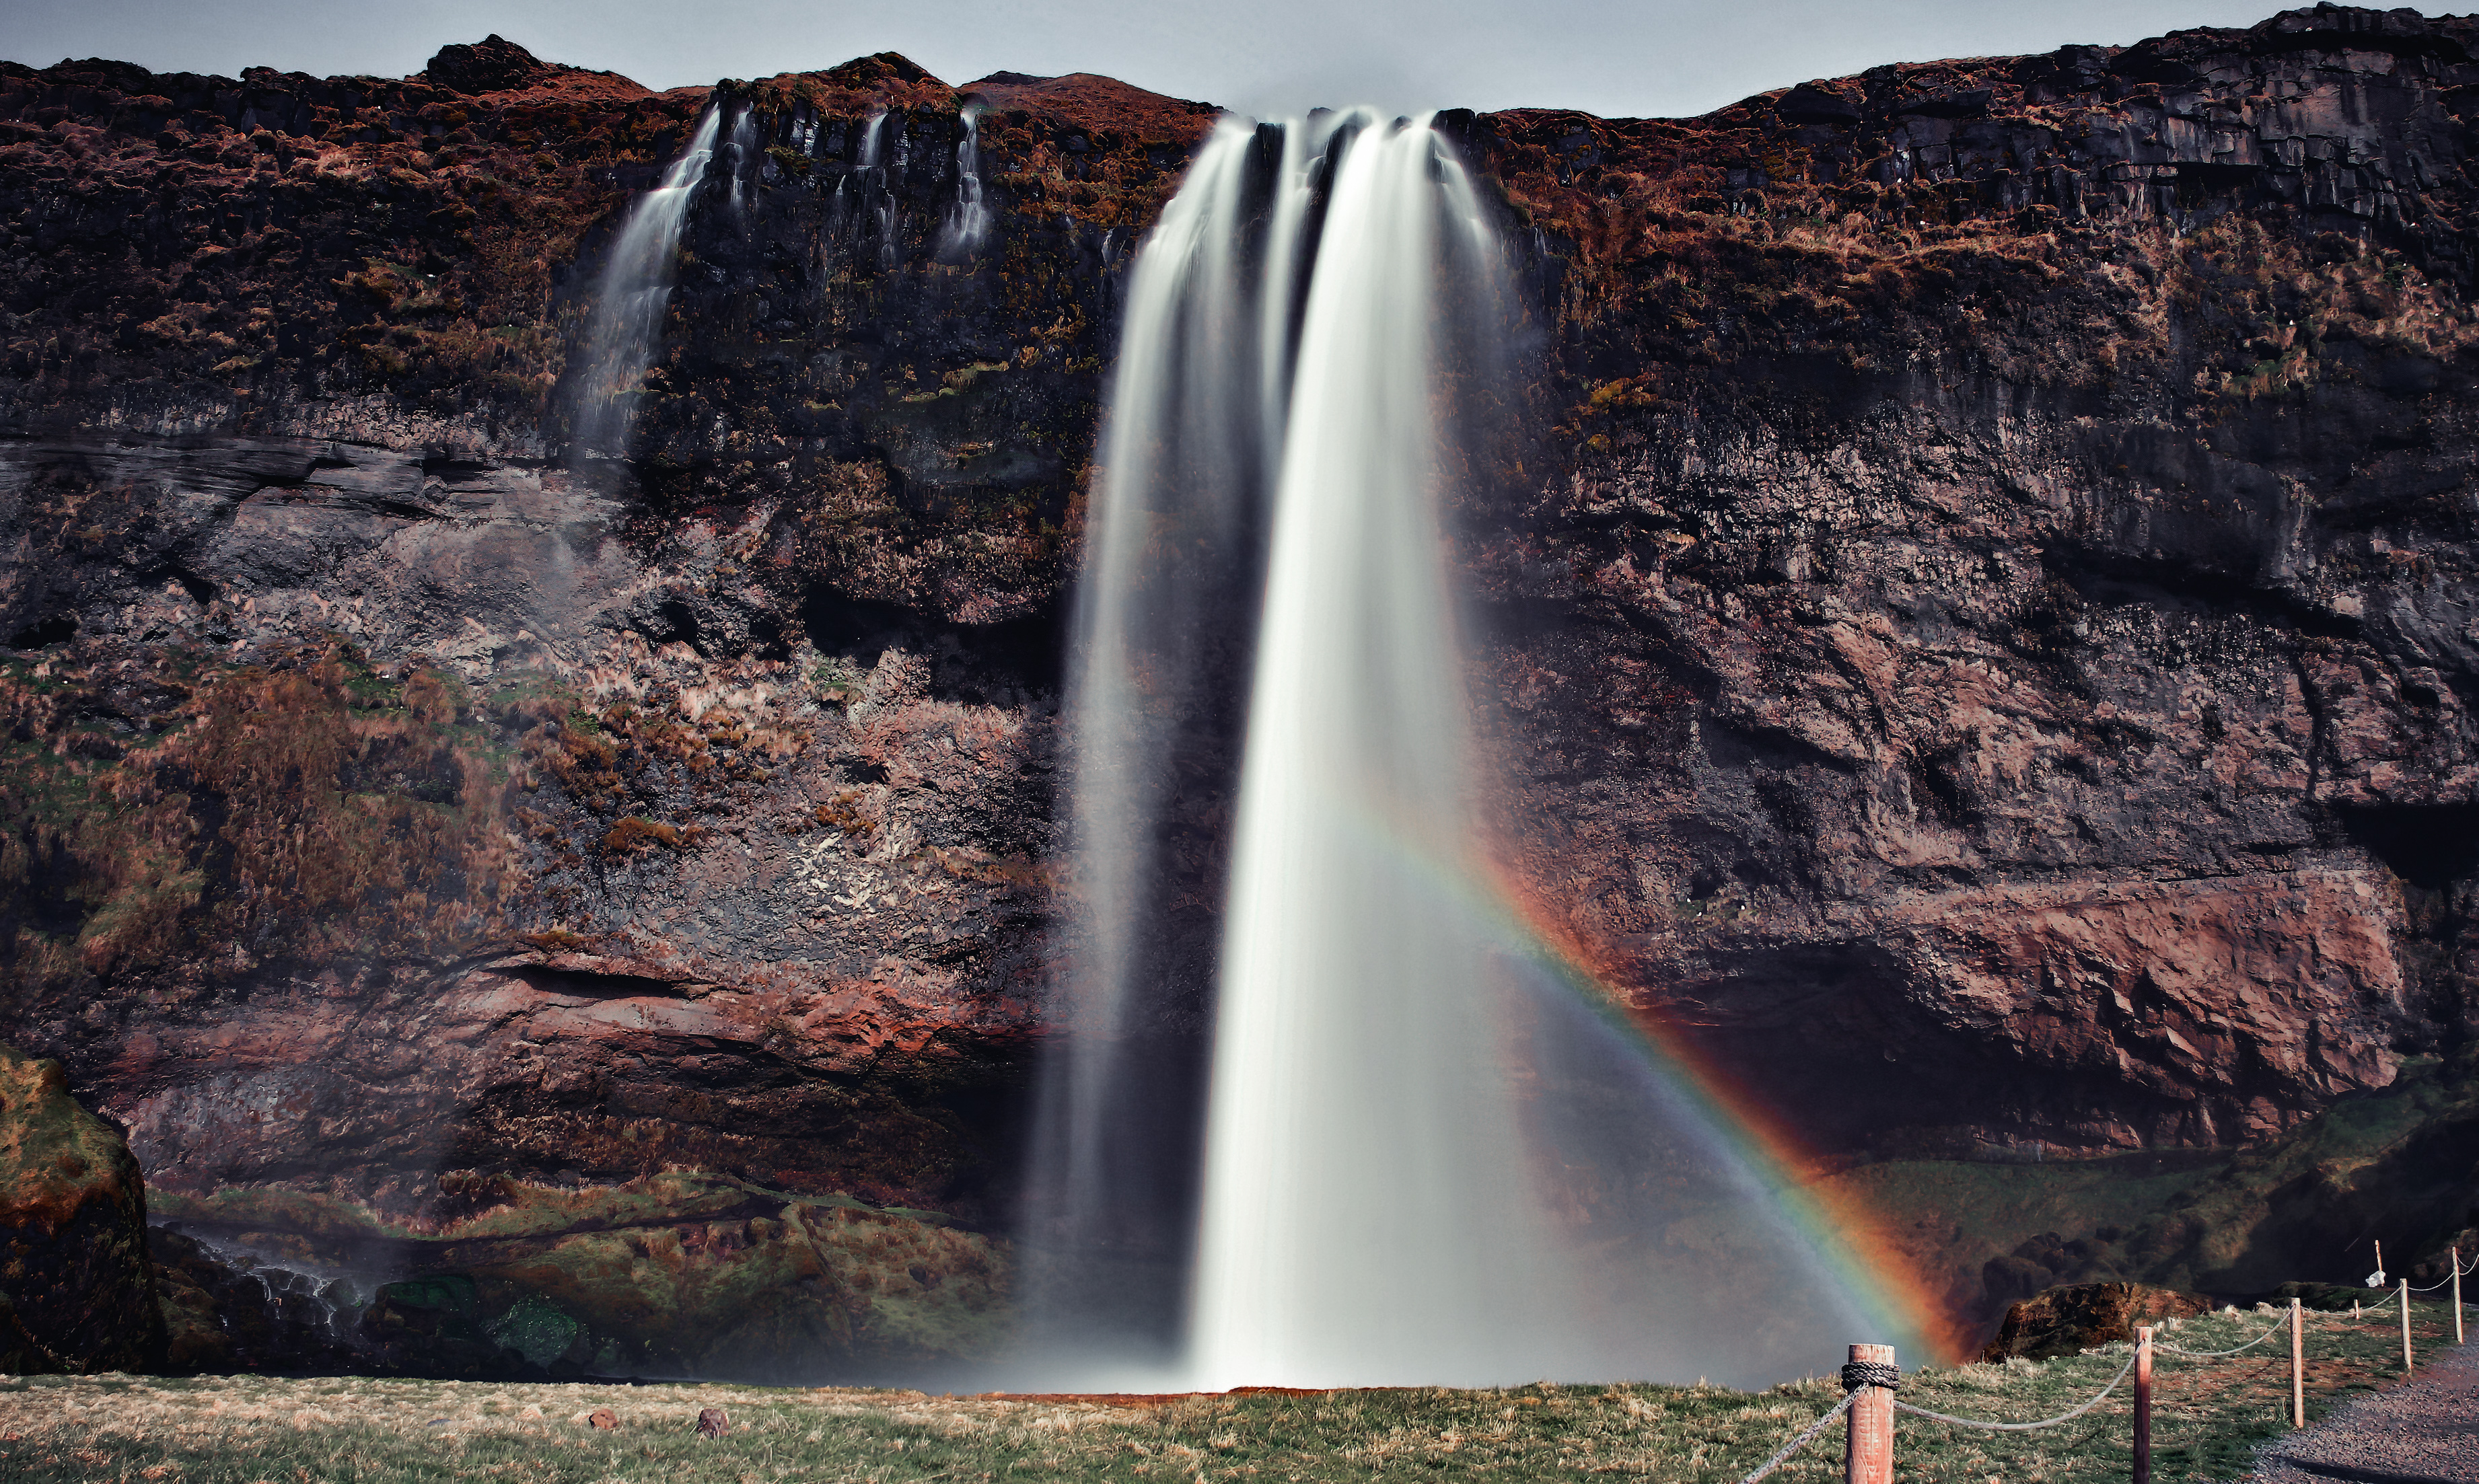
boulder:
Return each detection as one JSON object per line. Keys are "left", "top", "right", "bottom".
{"left": 0, "top": 1043, "right": 164, "bottom": 1372}
{"left": 422, "top": 35, "right": 552, "bottom": 96}
{"left": 1980, "top": 1282, "right": 2211, "bottom": 1362}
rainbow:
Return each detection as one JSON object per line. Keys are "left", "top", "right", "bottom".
{"left": 1344, "top": 797, "right": 1966, "bottom": 1368}
{"left": 1487, "top": 866, "right": 1967, "bottom": 1365}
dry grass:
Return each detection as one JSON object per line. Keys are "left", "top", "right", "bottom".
{"left": 0, "top": 1304, "right": 2460, "bottom": 1483}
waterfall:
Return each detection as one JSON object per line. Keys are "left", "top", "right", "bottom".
{"left": 1037, "top": 108, "right": 1899, "bottom": 1394}
{"left": 939, "top": 104, "right": 989, "bottom": 260}
{"left": 1023, "top": 116, "right": 1281, "bottom": 1374}
{"left": 725, "top": 106, "right": 758, "bottom": 218}
{"left": 565, "top": 106, "right": 720, "bottom": 459}
{"left": 1185, "top": 112, "right": 1574, "bottom": 1388}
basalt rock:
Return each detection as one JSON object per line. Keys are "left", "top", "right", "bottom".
{"left": 7, "top": 6, "right": 2479, "bottom": 1352}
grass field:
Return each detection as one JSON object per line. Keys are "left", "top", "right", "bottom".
{"left": 0, "top": 1304, "right": 2459, "bottom": 1484}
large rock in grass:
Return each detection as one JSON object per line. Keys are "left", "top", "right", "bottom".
{"left": 1980, "top": 1282, "right": 2209, "bottom": 1362}
{"left": 0, "top": 1043, "right": 164, "bottom": 1372}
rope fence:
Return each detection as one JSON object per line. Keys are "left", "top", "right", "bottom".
{"left": 1892, "top": 1347, "right": 2139, "bottom": 1431}
{"left": 1729, "top": 1240, "right": 2470, "bottom": 1484}
{"left": 2151, "top": 1311, "right": 2289, "bottom": 1359}
{"left": 2408, "top": 1250, "right": 2476, "bottom": 1292}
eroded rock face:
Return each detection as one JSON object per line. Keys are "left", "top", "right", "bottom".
{"left": 7, "top": 6, "right": 2479, "bottom": 1348}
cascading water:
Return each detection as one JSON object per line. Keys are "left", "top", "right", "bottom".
{"left": 725, "top": 106, "right": 758, "bottom": 218}
{"left": 565, "top": 106, "right": 720, "bottom": 459}
{"left": 1036, "top": 109, "right": 1917, "bottom": 1393}
{"left": 1022, "top": 117, "right": 1282, "bottom": 1375}
{"left": 1186, "top": 112, "right": 1572, "bottom": 1388}
{"left": 938, "top": 104, "right": 989, "bottom": 260}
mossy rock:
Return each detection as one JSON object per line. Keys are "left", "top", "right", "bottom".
{"left": 0, "top": 1041, "right": 164, "bottom": 1372}
{"left": 1980, "top": 1282, "right": 2210, "bottom": 1362}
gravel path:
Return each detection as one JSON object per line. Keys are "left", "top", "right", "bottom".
{"left": 2254, "top": 1337, "right": 2479, "bottom": 1483}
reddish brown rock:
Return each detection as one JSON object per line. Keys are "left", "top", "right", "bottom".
{"left": 1980, "top": 1282, "right": 2211, "bottom": 1361}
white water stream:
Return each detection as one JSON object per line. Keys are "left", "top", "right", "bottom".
{"left": 567, "top": 106, "right": 721, "bottom": 458}
{"left": 1186, "top": 112, "right": 1573, "bottom": 1388}
{"left": 939, "top": 104, "right": 989, "bottom": 259}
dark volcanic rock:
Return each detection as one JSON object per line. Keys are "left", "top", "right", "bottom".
{"left": 423, "top": 36, "right": 558, "bottom": 98}
{"left": 150, "top": 1225, "right": 360, "bottom": 1372}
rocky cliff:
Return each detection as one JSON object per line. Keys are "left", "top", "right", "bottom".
{"left": 5, "top": 5, "right": 2479, "bottom": 1353}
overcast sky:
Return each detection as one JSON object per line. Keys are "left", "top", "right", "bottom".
{"left": 3, "top": 1, "right": 2389, "bottom": 119}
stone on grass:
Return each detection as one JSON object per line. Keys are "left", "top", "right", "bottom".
{"left": 1980, "top": 1281, "right": 2210, "bottom": 1362}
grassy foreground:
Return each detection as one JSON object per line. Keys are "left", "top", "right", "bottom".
{"left": 0, "top": 1305, "right": 2459, "bottom": 1484}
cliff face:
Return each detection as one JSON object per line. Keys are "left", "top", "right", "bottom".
{"left": 1477, "top": 2, "right": 2479, "bottom": 1158}
{"left": 5, "top": 5, "right": 2479, "bottom": 1349}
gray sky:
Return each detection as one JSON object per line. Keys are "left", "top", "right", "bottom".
{"left": 3, "top": 1, "right": 2389, "bottom": 119}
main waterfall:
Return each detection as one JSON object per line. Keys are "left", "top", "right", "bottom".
{"left": 1186, "top": 114, "right": 1569, "bottom": 1388}
{"left": 1034, "top": 109, "right": 1916, "bottom": 1391}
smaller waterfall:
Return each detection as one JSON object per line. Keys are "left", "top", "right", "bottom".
{"left": 565, "top": 106, "right": 720, "bottom": 459}
{"left": 939, "top": 104, "right": 989, "bottom": 260}
{"left": 850, "top": 111, "right": 902, "bottom": 270}
{"left": 725, "top": 106, "right": 758, "bottom": 218}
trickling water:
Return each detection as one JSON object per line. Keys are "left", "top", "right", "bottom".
{"left": 565, "top": 106, "right": 720, "bottom": 459}
{"left": 726, "top": 106, "right": 758, "bottom": 218}
{"left": 1037, "top": 108, "right": 1907, "bottom": 1394}
{"left": 939, "top": 104, "right": 989, "bottom": 260}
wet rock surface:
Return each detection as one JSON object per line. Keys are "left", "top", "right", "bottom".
{"left": 8, "top": 6, "right": 2479, "bottom": 1353}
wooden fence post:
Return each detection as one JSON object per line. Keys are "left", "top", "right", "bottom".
{"left": 2133, "top": 1326, "right": 2153, "bottom": 1484}
{"left": 2455, "top": 1247, "right": 2464, "bottom": 1346}
{"left": 1843, "top": 1343, "right": 1894, "bottom": 1484}
{"left": 2290, "top": 1298, "right": 2305, "bottom": 1429}
{"left": 2400, "top": 1278, "right": 2414, "bottom": 1374}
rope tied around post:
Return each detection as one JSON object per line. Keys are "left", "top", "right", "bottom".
{"left": 2408, "top": 1251, "right": 2476, "bottom": 1292}
{"left": 1839, "top": 1360, "right": 1901, "bottom": 1393}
